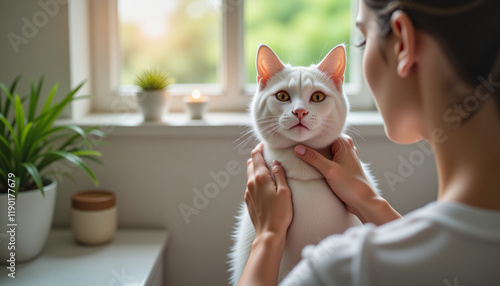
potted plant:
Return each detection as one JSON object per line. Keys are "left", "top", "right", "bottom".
{"left": 134, "top": 67, "right": 174, "bottom": 122}
{"left": 0, "top": 76, "right": 104, "bottom": 263}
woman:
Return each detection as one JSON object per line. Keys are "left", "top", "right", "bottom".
{"left": 239, "top": 0, "right": 500, "bottom": 285}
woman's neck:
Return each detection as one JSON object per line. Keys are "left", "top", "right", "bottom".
{"left": 430, "top": 97, "right": 500, "bottom": 210}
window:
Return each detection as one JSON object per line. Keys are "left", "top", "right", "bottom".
{"left": 118, "top": 0, "right": 221, "bottom": 87}
{"left": 244, "top": 0, "right": 351, "bottom": 84}
{"left": 87, "top": 0, "right": 373, "bottom": 113}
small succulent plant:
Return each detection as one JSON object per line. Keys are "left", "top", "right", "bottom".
{"left": 134, "top": 68, "right": 174, "bottom": 90}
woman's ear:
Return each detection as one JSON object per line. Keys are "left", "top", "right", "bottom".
{"left": 390, "top": 11, "right": 416, "bottom": 78}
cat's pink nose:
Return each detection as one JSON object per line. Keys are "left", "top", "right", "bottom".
{"left": 293, "top": 109, "right": 309, "bottom": 120}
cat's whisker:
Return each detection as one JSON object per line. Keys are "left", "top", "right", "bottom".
{"left": 255, "top": 115, "right": 280, "bottom": 120}
{"left": 344, "top": 128, "right": 366, "bottom": 143}
{"left": 234, "top": 131, "right": 259, "bottom": 151}
{"left": 233, "top": 136, "right": 257, "bottom": 152}
{"left": 321, "top": 120, "right": 343, "bottom": 127}
{"left": 269, "top": 126, "right": 283, "bottom": 142}
{"left": 320, "top": 125, "right": 340, "bottom": 139}
{"left": 321, "top": 122, "right": 344, "bottom": 132}
{"left": 255, "top": 119, "right": 281, "bottom": 125}
{"left": 322, "top": 117, "right": 347, "bottom": 123}
{"left": 264, "top": 123, "right": 282, "bottom": 137}
{"left": 254, "top": 117, "right": 280, "bottom": 124}
{"left": 259, "top": 122, "right": 280, "bottom": 131}
{"left": 234, "top": 131, "right": 255, "bottom": 145}
{"left": 259, "top": 123, "right": 280, "bottom": 137}
{"left": 261, "top": 127, "right": 281, "bottom": 140}
{"left": 344, "top": 125, "right": 366, "bottom": 141}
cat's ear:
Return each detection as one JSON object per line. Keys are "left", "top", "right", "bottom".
{"left": 318, "top": 44, "right": 346, "bottom": 88}
{"left": 256, "top": 44, "right": 285, "bottom": 88}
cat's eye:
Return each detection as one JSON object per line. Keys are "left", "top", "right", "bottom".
{"left": 311, "top": 92, "right": 326, "bottom": 102}
{"left": 275, "top": 91, "right": 290, "bottom": 102}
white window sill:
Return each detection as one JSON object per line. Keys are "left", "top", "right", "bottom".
{"left": 55, "top": 111, "right": 385, "bottom": 138}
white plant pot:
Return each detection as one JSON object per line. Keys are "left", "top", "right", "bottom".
{"left": 0, "top": 179, "right": 57, "bottom": 263}
{"left": 137, "top": 90, "right": 169, "bottom": 122}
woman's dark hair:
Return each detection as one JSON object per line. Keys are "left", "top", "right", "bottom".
{"left": 363, "top": 0, "right": 500, "bottom": 94}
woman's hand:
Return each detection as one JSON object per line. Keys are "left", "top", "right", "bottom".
{"left": 294, "top": 136, "right": 401, "bottom": 226}
{"left": 237, "top": 143, "right": 293, "bottom": 286}
{"left": 245, "top": 143, "right": 293, "bottom": 238}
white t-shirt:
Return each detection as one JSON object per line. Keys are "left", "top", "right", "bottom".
{"left": 280, "top": 202, "right": 500, "bottom": 286}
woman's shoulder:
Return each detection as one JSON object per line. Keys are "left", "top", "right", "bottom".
{"left": 375, "top": 201, "right": 500, "bottom": 242}
{"left": 281, "top": 202, "right": 500, "bottom": 286}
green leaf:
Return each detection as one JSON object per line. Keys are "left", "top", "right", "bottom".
{"left": 43, "top": 170, "right": 77, "bottom": 184}
{"left": 70, "top": 150, "right": 102, "bottom": 157}
{"left": 28, "top": 77, "right": 43, "bottom": 121}
{"left": 0, "top": 83, "right": 14, "bottom": 139}
{"left": 41, "top": 83, "right": 58, "bottom": 115}
{"left": 80, "top": 155, "right": 104, "bottom": 165}
{"left": 22, "top": 162, "right": 45, "bottom": 197}
{"left": 20, "top": 122, "right": 33, "bottom": 149}
{"left": 0, "top": 133, "right": 12, "bottom": 156}
{"left": 38, "top": 82, "right": 85, "bottom": 134}
{"left": 0, "top": 113, "right": 19, "bottom": 154}
{"left": 44, "top": 124, "right": 90, "bottom": 146}
{"left": 39, "top": 150, "right": 99, "bottom": 186}
{"left": 9, "top": 75, "right": 22, "bottom": 95}
{"left": 0, "top": 75, "right": 20, "bottom": 122}
{"left": 88, "top": 128, "right": 106, "bottom": 140}
{"left": 56, "top": 125, "right": 103, "bottom": 151}
{"left": 14, "top": 94, "right": 25, "bottom": 141}
{"left": 0, "top": 85, "right": 3, "bottom": 113}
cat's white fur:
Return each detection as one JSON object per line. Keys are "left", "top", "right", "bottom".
{"left": 228, "top": 44, "right": 378, "bottom": 285}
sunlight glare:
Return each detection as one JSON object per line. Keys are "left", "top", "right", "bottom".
{"left": 119, "top": 0, "right": 177, "bottom": 38}
{"left": 187, "top": 1, "right": 206, "bottom": 19}
{"left": 141, "top": 18, "right": 167, "bottom": 38}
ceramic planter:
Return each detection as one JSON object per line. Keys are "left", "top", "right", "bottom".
{"left": 137, "top": 90, "right": 169, "bottom": 122}
{"left": 0, "top": 179, "right": 57, "bottom": 263}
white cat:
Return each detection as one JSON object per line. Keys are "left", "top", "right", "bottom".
{"left": 228, "top": 44, "right": 378, "bottom": 285}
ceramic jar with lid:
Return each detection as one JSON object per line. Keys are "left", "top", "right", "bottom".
{"left": 71, "top": 190, "right": 117, "bottom": 245}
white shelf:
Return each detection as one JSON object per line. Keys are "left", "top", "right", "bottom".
{"left": 0, "top": 229, "right": 168, "bottom": 286}
{"left": 55, "top": 111, "right": 385, "bottom": 137}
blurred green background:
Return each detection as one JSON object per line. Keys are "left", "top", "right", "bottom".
{"left": 245, "top": 0, "right": 351, "bottom": 84}
{"left": 119, "top": 0, "right": 351, "bottom": 86}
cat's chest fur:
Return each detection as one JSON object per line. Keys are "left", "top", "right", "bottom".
{"left": 263, "top": 145, "right": 332, "bottom": 181}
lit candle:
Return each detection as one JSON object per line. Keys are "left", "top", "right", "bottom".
{"left": 183, "top": 89, "right": 209, "bottom": 120}
{"left": 191, "top": 89, "right": 203, "bottom": 102}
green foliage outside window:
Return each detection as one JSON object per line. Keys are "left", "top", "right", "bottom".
{"left": 119, "top": 0, "right": 351, "bottom": 87}
{"left": 245, "top": 0, "right": 351, "bottom": 84}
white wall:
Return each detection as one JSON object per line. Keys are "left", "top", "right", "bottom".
{"left": 0, "top": 1, "right": 438, "bottom": 285}
{"left": 0, "top": 0, "right": 72, "bottom": 117}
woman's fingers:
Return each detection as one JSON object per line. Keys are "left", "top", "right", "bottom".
{"left": 245, "top": 144, "right": 293, "bottom": 236}
{"left": 251, "top": 143, "right": 270, "bottom": 178}
{"left": 330, "top": 136, "right": 365, "bottom": 175}
{"left": 246, "top": 158, "right": 254, "bottom": 181}
{"left": 271, "top": 160, "right": 290, "bottom": 194}
{"left": 294, "top": 144, "right": 340, "bottom": 178}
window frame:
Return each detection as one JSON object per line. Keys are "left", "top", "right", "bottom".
{"left": 86, "top": 0, "right": 374, "bottom": 114}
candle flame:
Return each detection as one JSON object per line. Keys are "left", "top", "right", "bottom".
{"left": 192, "top": 89, "right": 201, "bottom": 99}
